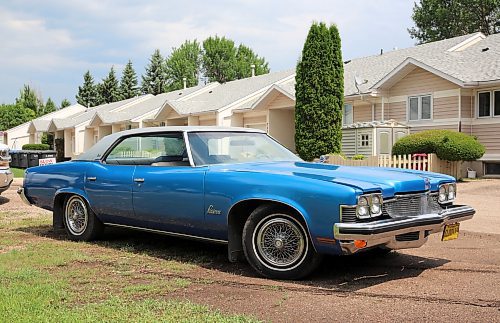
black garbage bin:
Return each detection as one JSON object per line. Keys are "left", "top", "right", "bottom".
{"left": 18, "top": 151, "right": 29, "bottom": 168}
{"left": 28, "top": 151, "right": 40, "bottom": 168}
{"left": 10, "top": 151, "right": 19, "bottom": 168}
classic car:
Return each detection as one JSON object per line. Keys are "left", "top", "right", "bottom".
{"left": 0, "top": 143, "right": 13, "bottom": 194}
{"left": 18, "top": 127, "right": 475, "bottom": 279}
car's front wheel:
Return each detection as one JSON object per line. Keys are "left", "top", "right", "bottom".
{"left": 63, "top": 195, "right": 103, "bottom": 241}
{"left": 242, "top": 204, "right": 322, "bottom": 279}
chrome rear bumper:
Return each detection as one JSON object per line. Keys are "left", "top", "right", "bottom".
{"left": 17, "top": 186, "right": 32, "bottom": 206}
{"left": 0, "top": 168, "right": 13, "bottom": 194}
{"left": 334, "top": 205, "right": 475, "bottom": 254}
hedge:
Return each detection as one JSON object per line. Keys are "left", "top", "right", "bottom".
{"left": 22, "top": 144, "right": 50, "bottom": 150}
{"left": 392, "top": 130, "right": 485, "bottom": 161}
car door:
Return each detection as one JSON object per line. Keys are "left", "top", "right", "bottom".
{"left": 84, "top": 161, "right": 135, "bottom": 224}
{"left": 131, "top": 133, "right": 207, "bottom": 235}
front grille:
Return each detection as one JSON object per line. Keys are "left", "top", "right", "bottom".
{"left": 396, "top": 231, "right": 420, "bottom": 242}
{"left": 341, "top": 192, "right": 444, "bottom": 223}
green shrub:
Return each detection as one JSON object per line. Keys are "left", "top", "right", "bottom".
{"left": 351, "top": 154, "right": 365, "bottom": 160}
{"left": 392, "top": 130, "right": 485, "bottom": 161}
{"left": 22, "top": 144, "right": 50, "bottom": 151}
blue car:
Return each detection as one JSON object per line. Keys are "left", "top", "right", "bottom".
{"left": 18, "top": 127, "right": 475, "bottom": 279}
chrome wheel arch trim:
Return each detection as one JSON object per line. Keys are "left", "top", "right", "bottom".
{"left": 227, "top": 197, "right": 317, "bottom": 252}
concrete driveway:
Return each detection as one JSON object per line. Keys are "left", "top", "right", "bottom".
{"left": 456, "top": 179, "right": 500, "bottom": 234}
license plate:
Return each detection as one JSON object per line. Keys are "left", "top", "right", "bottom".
{"left": 442, "top": 223, "right": 460, "bottom": 241}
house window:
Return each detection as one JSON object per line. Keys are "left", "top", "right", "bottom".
{"left": 159, "top": 122, "right": 166, "bottom": 127}
{"left": 360, "top": 134, "right": 369, "bottom": 147}
{"left": 408, "top": 95, "right": 432, "bottom": 121}
{"left": 343, "top": 104, "right": 353, "bottom": 125}
{"left": 478, "top": 90, "right": 500, "bottom": 117}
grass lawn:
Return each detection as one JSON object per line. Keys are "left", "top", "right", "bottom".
{"left": 10, "top": 168, "right": 25, "bottom": 178}
{"left": 0, "top": 211, "right": 258, "bottom": 322}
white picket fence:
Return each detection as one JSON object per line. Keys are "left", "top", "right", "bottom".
{"left": 378, "top": 154, "right": 433, "bottom": 171}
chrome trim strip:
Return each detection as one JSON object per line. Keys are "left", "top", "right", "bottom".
{"left": 182, "top": 131, "right": 196, "bottom": 167}
{"left": 103, "top": 222, "right": 228, "bottom": 244}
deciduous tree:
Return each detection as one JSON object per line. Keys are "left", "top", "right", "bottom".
{"left": 0, "top": 104, "right": 36, "bottom": 131}
{"left": 235, "top": 44, "right": 270, "bottom": 79}
{"left": 409, "top": 0, "right": 500, "bottom": 44}
{"left": 165, "top": 40, "right": 202, "bottom": 91}
{"left": 202, "top": 36, "right": 237, "bottom": 83}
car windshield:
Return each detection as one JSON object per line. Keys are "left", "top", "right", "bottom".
{"left": 188, "top": 131, "right": 301, "bottom": 166}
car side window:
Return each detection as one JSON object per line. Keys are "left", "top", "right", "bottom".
{"left": 105, "top": 133, "right": 190, "bottom": 166}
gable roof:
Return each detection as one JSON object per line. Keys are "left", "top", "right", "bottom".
{"left": 344, "top": 32, "right": 500, "bottom": 95}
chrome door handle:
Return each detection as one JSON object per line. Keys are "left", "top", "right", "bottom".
{"left": 87, "top": 177, "right": 97, "bottom": 181}
{"left": 134, "top": 178, "right": 145, "bottom": 183}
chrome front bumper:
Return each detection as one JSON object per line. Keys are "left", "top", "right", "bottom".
{"left": 334, "top": 205, "right": 475, "bottom": 254}
{"left": 0, "top": 168, "right": 13, "bottom": 194}
{"left": 17, "top": 186, "right": 32, "bottom": 206}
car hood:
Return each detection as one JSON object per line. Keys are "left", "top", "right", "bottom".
{"left": 208, "top": 161, "right": 454, "bottom": 197}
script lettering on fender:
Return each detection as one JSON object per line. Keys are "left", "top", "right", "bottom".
{"left": 207, "top": 205, "right": 222, "bottom": 215}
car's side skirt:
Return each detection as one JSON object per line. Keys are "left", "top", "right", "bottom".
{"left": 103, "top": 222, "right": 229, "bottom": 245}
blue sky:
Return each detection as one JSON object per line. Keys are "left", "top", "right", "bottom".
{"left": 0, "top": 0, "right": 416, "bottom": 106}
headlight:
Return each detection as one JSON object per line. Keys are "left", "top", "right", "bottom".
{"left": 438, "top": 183, "right": 456, "bottom": 204}
{"left": 356, "top": 193, "right": 383, "bottom": 218}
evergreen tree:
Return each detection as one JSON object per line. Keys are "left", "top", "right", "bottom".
{"left": 120, "top": 60, "right": 140, "bottom": 99}
{"left": 60, "top": 99, "right": 71, "bottom": 108}
{"left": 235, "top": 44, "right": 270, "bottom": 79}
{"left": 99, "top": 66, "right": 121, "bottom": 103}
{"left": 165, "top": 40, "right": 202, "bottom": 91}
{"left": 76, "top": 71, "right": 98, "bottom": 107}
{"left": 202, "top": 36, "right": 237, "bottom": 83}
{"left": 409, "top": 0, "right": 500, "bottom": 43}
{"left": 141, "top": 49, "right": 167, "bottom": 95}
{"left": 294, "top": 22, "right": 344, "bottom": 161}
{"left": 40, "top": 97, "right": 57, "bottom": 116}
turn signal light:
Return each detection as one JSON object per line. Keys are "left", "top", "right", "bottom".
{"left": 354, "top": 240, "right": 367, "bottom": 248}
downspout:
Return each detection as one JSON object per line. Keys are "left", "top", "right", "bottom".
{"left": 371, "top": 103, "right": 375, "bottom": 121}
{"left": 381, "top": 97, "right": 385, "bottom": 121}
{"left": 458, "top": 89, "right": 462, "bottom": 132}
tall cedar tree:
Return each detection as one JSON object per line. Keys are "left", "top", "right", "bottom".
{"left": 60, "top": 99, "right": 71, "bottom": 108}
{"left": 100, "top": 66, "right": 121, "bottom": 104}
{"left": 76, "top": 71, "right": 98, "bottom": 107}
{"left": 235, "top": 44, "right": 270, "bottom": 79}
{"left": 295, "top": 22, "right": 344, "bottom": 161}
{"left": 141, "top": 49, "right": 167, "bottom": 95}
{"left": 409, "top": 0, "right": 500, "bottom": 43}
{"left": 165, "top": 40, "right": 202, "bottom": 91}
{"left": 202, "top": 36, "right": 237, "bottom": 83}
{"left": 120, "top": 60, "right": 140, "bottom": 99}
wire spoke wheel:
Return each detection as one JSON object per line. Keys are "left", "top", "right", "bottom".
{"left": 65, "top": 196, "right": 88, "bottom": 235}
{"left": 254, "top": 216, "right": 306, "bottom": 269}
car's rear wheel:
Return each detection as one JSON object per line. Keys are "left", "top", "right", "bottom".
{"left": 242, "top": 204, "right": 322, "bottom": 280}
{"left": 63, "top": 195, "right": 103, "bottom": 241}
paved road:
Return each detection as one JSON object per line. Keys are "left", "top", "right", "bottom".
{"left": 2, "top": 178, "right": 500, "bottom": 322}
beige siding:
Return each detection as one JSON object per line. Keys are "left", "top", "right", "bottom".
{"left": 434, "top": 96, "right": 458, "bottom": 119}
{"left": 373, "top": 103, "right": 382, "bottom": 120}
{"left": 341, "top": 129, "right": 356, "bottom": 156}
{"left": 461, "top": 96, "right": 473, "bottom": 119}
{"left": 243, "top": 115, "right": 266, "bottom": 126}
{"left": 409, "top": 124, "right": 457, "bottom": 134}
{"left": 268, "top": 109, "right": 295, "bottom": 152}
{"left": 389, "top": 67, "right": 458, "bottom": 97}
{"left": 387, "top": 102, "right": 406, "bottom": 121}
{"left": 267, "top": 94, "right": 294, "bottom": 109}
{"left": 472, "top": 123, "right": 500, "bottom": 154}
{"left": 353, "top": 103, "right": 372, "bottom": 122}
